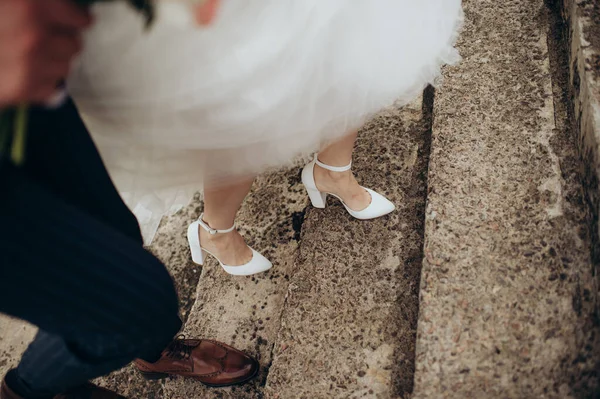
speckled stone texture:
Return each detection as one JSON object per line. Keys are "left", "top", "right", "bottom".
{"left": 161, "top": 165, "right": 308, "bottom": 399}
{"left": 90, "top": 174, "right": 308, "bottom": 399}
{"left": 0, "top": 317, "right": 36, "bottom": 379}
{"left": 95, "top": 98, "right": 429, "bottom": 399}
{"left": 561, "top": 0, "right": 600, "bottom": 329}
{"left": 5, "top": 1, "right": 600, "bottom": 398}
{"left": 263, "top": 99, "right": 429, "bottom": 399}
{"left": 413, "top": 0, "right": 600, "bottom": 398}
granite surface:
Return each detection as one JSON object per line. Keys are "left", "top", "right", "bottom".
{"left": 2, "top": 0, "right": 600, "bottom": 398}
{"left": 412, "top": 0, "right": 600, "bottom": 397}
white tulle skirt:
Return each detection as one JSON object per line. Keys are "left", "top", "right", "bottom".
{"left": 68, "top": 0, "right": 463, "bottom": 243}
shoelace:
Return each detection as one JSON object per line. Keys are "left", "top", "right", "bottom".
{"left": 165, "top": 335, "right": 194, "bottom": 360}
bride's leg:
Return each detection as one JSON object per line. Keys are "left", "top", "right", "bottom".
{"left": 314, "top": 132, "right": 372, "bottom": 211}
{"left": 200, "top": 177, "right": 255, "bottom": 266}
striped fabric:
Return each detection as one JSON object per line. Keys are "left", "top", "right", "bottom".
{"left": 0, "top": 100, "right": 182, "bottom": 398}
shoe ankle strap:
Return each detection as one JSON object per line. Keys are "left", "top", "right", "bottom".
{"left": 314, "top": 153, "right": 352, "bottom": 172}
{"left": 198, "top": 214, "right": 235, "bottom": 235}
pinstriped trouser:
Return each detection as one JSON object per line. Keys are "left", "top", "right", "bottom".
{"left": 0, "top": 100, "right": 182, "bottom": 398}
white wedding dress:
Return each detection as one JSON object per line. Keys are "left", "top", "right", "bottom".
{"left": 68, "top": 0, "right": 463, "bottom": 243}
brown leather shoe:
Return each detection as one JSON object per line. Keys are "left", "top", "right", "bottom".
{"left": 1, "top": 378, "right": 125, "bottom": 399}
{"left": 134, "top": 338, "right": 259, "bottom": 387}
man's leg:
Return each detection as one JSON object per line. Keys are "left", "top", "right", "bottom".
{"left": 0, "top": 164, "right": 182, "bottom": 397}
{"left": 23, "top": 99, "right": 144, "bottom": 243}
{"left": 0, "top": 100, "right": 258, "bottom": 397}
{"left": 0, "top": 100, "right": 182, "bottom": 397}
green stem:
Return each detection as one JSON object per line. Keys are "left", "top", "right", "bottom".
{"left": 11, "top": 104, "right": 28, "bottom": 166}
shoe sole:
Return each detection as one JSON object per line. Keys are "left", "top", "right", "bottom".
{"left": 139, "top": 364, "right": 260, "bottom": 388}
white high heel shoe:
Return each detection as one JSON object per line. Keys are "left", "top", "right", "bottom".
{"left": 187, "top": 214, "right": 273, "bottom": 276}
{"left": 301, "top": 154, "right": 396, "bottom": 220}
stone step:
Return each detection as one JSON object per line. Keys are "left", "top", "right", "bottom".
{"left": 161, "top": 166, "right": 307, "bottom": 399}
{"left": 264, "top": 99, "right": 429, "bottom": 399}
{"left": 0, "top": 99, "right": 429, "bottom": 398}
{"left": 412, "top": 0, "right": 600, "bottom": 397}
{"left": 561, "top": 0, "right": 600, "bottom": 325}
{"left": 0, "top": 317, "right": 36, "bottom": 378}
{"left": 2, "top": 1, "right": 600, "bottom": 398}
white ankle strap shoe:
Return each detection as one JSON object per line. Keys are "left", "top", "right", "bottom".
{"left": 301, "top": 154, "right": 395, "bottom": 220}
{"left": 187, "top": 214, "right": 272, "bottom": 276}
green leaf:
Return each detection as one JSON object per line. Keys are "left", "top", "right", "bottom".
{"left": 10, "top": 105, "right": 28, "bottom": 166}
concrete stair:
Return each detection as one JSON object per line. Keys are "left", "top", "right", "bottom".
{"left": 1, "top": 0, "right": 599, "bottom": 398}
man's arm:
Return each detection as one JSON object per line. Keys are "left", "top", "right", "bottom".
{"left": 0, "top": 0, "right": 91, "bottom": 108}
